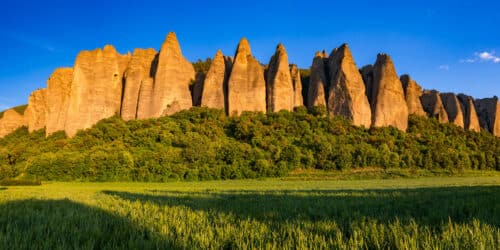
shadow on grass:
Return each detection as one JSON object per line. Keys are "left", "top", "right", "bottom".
{"left": 103, "top": 186, "right": 500, "bottom": 228}
{"left": 0, "top": 199, "right": 178, "bottom": 249}
{"left": 0, "top": 187, "right": 6, "bottom": 191}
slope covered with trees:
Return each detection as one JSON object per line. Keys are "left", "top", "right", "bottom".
{"left": 0, "top": 107, "right": 499, "bottom": 181}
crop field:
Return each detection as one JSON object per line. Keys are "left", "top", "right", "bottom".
{"left": 0, "top": 176, "right": 499, "bottom": 249}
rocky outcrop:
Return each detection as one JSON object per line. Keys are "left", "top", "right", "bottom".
{"left": 327, "top": 44, "right": 371, "bottom": 127}
{"left": 360, "top": 65, "right": 374, "bottom": 105}
{"left": 227, "top": 38, "right": 267, "bottom": 115}
{"left": 421, "top": 90, "right": 448, "bottom": 123}
{"left": 0, "top": 109, "right": 27, "bottom": 137}
{"left": 266, "top": 44, "right": 294, "bottom": 112}
{"left": 65, "top": 45, "right": 131, "bottom": 137}
{"left": 290, "top": 64, "right": 303, "bottom": 108}
{"left": 121, "top": 48, "right": 157, "bottom": 121}
{"left": 25, "top": 89, "right": 48, "bottom": 132}
{"left": 440, "top": 93, "right": 464, "bottom": 128}
{"left": 307, "top": 52, "right": 328, "bottom": 108}
{"left": 475, "top": 97, "right": 500, "bottom": 136}
{"left": 370, "top": 54, "right": 408, "bottom": 130}
{"left": 201, "top": 50, "right": 231, "bottom": 110}
{"left": 46, "top": 68, "right": 73, "bottom": 135}
{"left": 457, "top": 94, "right": 481, "bottom": 132}
{"left": 150, "top": 32, "right": 195, "bottom": 117}
{"left": 400, "top": 75, "right": 426, "bottom": 116}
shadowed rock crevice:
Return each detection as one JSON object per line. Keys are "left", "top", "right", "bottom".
{"left": 421, "top": 90, "right": 449, "bottom": 124}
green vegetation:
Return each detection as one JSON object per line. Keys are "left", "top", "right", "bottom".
{"left": 0, "top": 178, "right": 498, "bottom": 249}
{"left": 0, "top": 104, "right": 27, "bottom": 119}
{"left": 0, "top": 107, "right": 499, "bottom": 181}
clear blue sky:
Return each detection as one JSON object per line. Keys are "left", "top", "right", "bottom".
{"left": 1, "top": 0, "right": 499, "bottom": 110}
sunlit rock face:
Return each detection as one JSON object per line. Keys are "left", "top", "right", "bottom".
{"left": 421, "top": 90, "right": 449, "bottom": 124}
{"left": 400, "top": 74, "right": 426, "bottom": 117}
{"left": 227, "top": 38, "right": 267, "bottom": 115}
{"left": 307, "top": 52, "right": 328, "bottom": 108}
{"left": 150, "top": 32, "right": 195, "bottom": 117}
{"left": 370, "top": 54, "right": 408, "bottom": 130}
{"left": 201, "top": 50, "right": 232, "bottom": 111}
{"left": 121, "top": 48, "right": 157, "bottom": 121}
{"left": 475, "top": 97, "right": 500, "bottom": 136}
{"left": 266, "top": 44, "right": 294, "bottom": 112}
{"left": 457, "top": 94, "right": 481, "bottom": 132}
{"left": 440, "top": 93, "right": 465, "bottom": 128}
{"left": 46, "top": 68, "right": 73, "bottom": 136}
{"left": 0, "top": 109, "right": 27, "bottom": 137}
{"left": 25, "top": 88, "right": 48, "bottom": 132}
{"left": 327, "top": 44, "right": 371, "bottom": 127}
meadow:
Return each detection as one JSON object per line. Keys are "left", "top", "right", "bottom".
{"left": 0, "top": 176, "right": 499, "bottom": 249}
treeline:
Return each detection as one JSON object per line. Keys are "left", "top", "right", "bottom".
{"left": 0, "top": 107, "right": 499, "bottom": 181}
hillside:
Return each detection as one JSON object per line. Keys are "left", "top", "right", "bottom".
{"left": 1, "top": 108, "right": 499, "bottom": 182}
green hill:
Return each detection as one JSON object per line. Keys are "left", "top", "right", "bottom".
{"left": 0, "top": 107, "right": 499, "bottom": 181}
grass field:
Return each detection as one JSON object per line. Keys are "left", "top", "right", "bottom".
{"left": 0, "top": 176, "right": 499, "bottom": 249}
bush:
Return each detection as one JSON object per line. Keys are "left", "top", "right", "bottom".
{"left": 0, "top": 108, "right": 497, "bottom": 182}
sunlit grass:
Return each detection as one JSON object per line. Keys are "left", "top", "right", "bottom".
{"left": 0, "top": 176, "right": 499, "bottom": 249}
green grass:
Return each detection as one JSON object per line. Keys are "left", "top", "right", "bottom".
{"left": 0, "top": 176, "right": 499, "bottom": 249}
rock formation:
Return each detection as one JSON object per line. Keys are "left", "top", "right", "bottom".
{"left": 370, "top": 54, "right": 408, "bottom": 130}
{"left": 360, "top": 65, "right": 374, "bottom": 105}
{"left": 307, "top": 52, "right": 328, "bottom": 108}
{"left": 121, "top": 48, "right": 157, "bottom": 121}
{"left": 0, "top": 109, "right": 27, "bottom": 137}
{"left": 457, "top": 94, "right": 481, "bottom": 132}
{"left": 46, "top": 68, "right": 73, "bottom": 135}
{"left": 400, "top": 75, "right": 426, "bottom": 116}
{"left": 290, "top": 64, "right": 303, "bottom": 108}
{"left": 266, "top": 44, "right": 294, "bottom": 112}
{"left": 475, "top": 97, "right": 500, "bottom": 136}
{"left": 25, "top": 89, "right": 48, "bottom": 132}
{"left": 3, "top": 32, "right": 500, "bottom": 139}
{"left": 440, "top": 93, "right": 464, "bottom": 128}
{"left": 150, "top": 32, "right": 195, "bottom": 117}
{"left": 420, "top": 90, "right": 449, "bottom": 123}
{"left": 227, "top": 38, "right": 267, "bottom": 115}
{"left": 65, "top": 45, "right": 131, "bottom": 137}
{"left": 201, "top": 50, "right": 231, "bottom": 110}
{"left": 327, "top": 44, "right": 371, "bottom": 127}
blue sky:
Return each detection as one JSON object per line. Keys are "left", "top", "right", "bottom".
{"left": 1, "top": 0, "right": 499, "bottom": 110}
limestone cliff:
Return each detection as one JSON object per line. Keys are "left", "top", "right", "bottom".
{"left": 290, "top": 64, "right": 303, "bottom": 108}
{"left": 360, "top": 65, "right": 374, "bottom": 105}
{"left": 0, "top": 109, "right": 27, "bottom": 137}
{"left": 440, "top": 93, "right": 465, "bottom": 128}
{"left": 65, "top": 45, "right": 130, "bottom": 137}
{"left": 150, "top": 32, "right": 195, "bottom": 117}
{"left": 421, "top": 90, "right": 449, "bottom": 123}
{"left": 25, "top": 88, "right": 48, "bottom": 132}
{"left": 227, "top": 38, "right": 267, "bottom": 115}
{"left": 370, "top": 54, "right": 408, "bottom": 130}
{"left": 457, "top": 94, "right": 481, "bottom": 132}
{"left": 400, "top": 75, "right": 426, "bottom": 116}
{"left": 121, "top": 48, "right": 157, "bottom": 121}
{"left": 201, "top": 50, "right": 231, "bottom": 110}
{"left": 327, "top": 44, "right": 371, "bottom": 127}
{"left": 475, "top": 97, "right": 500, "bottom": 136}
{"left": 307, "top": 52, "right": 328, "bottom": 108}
{"left": 266, "top": 44, "right": 294, "bottom": 112}
{"left": 46, "top": 68, "right": 73, "bottom": 135}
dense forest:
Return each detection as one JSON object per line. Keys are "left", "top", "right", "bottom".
{"left": 0, "top": 107, "right": 499, "bottom": 181}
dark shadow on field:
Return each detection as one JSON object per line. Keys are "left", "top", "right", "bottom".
{"left": 0, "top": 187, "right": 6, "bottom": 191}
{"left": 0, "top": 199, "right": 179, "bottom": 249}
{"left": 103, "top": 186, "right": 500, "bottom": 229}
